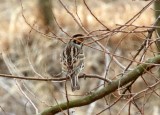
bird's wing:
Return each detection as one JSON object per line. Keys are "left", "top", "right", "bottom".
{"left": 61, "top": 41, "right": 84, "bottom": 73}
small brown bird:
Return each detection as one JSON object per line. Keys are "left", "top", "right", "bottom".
{"left": 61, "top": 34, "right": 85, "bottom": 91}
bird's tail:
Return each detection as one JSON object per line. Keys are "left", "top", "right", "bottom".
{"left": 69, "top": 73, "right": 80, "bottom": 91}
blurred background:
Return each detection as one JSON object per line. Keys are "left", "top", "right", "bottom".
{"left": 0, "top": 0, "right": 159, "bottom": 115}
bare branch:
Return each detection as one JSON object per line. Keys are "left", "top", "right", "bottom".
{"left": 40, "top": 55, "right": 160, "bottom": 114}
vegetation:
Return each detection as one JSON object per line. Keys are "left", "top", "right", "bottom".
{"left": 0, "top": 0, "right": 159, "bottom": 115}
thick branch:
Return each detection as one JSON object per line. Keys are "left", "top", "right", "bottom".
{"left": 41, "top": 55, "right": 160, "bottom": 115}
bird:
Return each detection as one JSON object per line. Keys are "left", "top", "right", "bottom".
{"left": 61, "top": 34, "right": 85, "bottom": 91}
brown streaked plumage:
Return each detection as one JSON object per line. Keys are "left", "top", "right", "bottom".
{"left": 61, "top": 34, "right": 85, "bottom": 91}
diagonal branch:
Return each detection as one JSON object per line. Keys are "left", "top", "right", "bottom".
{"left": 41, "top": 55, "right": 160, "bottom": 115}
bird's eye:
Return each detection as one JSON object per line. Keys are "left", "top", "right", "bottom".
{"left": 74, "top": 40, "right": 81, "bottom": 45}
{"left": 73, "top": 40, "right": 77, "bottom": 44}
{"left": 76, "top": 41, "right": 81, "bottom": 44}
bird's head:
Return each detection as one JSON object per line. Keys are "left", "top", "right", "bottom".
{"left": 72, "top": 34, "right": 84, "bottom": 45}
